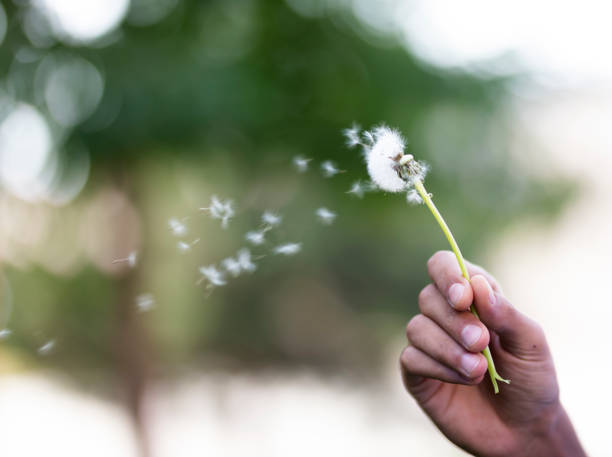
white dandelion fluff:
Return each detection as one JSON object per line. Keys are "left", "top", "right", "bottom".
{"left": 293, "top": 155, "right": 311, "bottom": 173}
{"left": 245, "top": 230, "right": 266, "bottom": 245}
{"left": 112, "top": 251, "right": 138, "bottom": 268}
{"left": 169, "top": 218, "right": 187, "bottom": 236}
{"left": 199, "top": 265, "right": 227, "bottom": 287}
{"left": 315, "top": 207, "right": 336, "bottom": 225}
{"left": 201, "top": 196, "right": 235, "bottom": 229}
{"left": 366, "top": 126, "right": 408, "bottom": 192}
{"left": 178, "top": 238, "right": 200, "bottom": 253}
{"left": 273, "top": 242, "right": 302, "bottom": 256}
{"left": 0, "top": 328, "right": 11, "bottom": 340}
{"left": 262, "top": 210, "right": 282, "bottom": 227}
{"left": 321, "top": 160, "right": 342, "bottom": 178}
{"left": 236, "top": 248, "right": 256, "bottom": 273}
{"left": 343, "top": 123, "right": 361, "bottom": 148}
{"left": 347, "top": 180, "right": 366, "bottom": 198}
{"left": 406, "top": 188, "right": 424, "bottom": 205}
{"left": 136, "top": 293, "right": 155, "bottom": 313}
{"left": 38, "top": 339, "right": 56, "bottom": 356}
{"left": 222, "top": 257, "right": 242, "bottom": 277}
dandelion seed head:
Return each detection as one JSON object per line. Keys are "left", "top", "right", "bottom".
{"left": 262, "top": 211, "right": 282, "bottom": 227}
{"left": 127, "top": 251, "right": 137, "bottom": 267}
{"left": 245, "top": 230, "right": 266, "bottom": 245}
{"left": 38, "top": 339, "right": 55, "bottom": 356}
{"left": 366, "top": 126, "right": 408, "bottom": 192}
{"left": 321, "top": 160, "right": 341, "bottom": 178}
{"left": 136, "top": 293, "right": 155, "bottom": 312}
{"left": 406, "top": 188, "right": 424, "bottom": 205}
{"left": 0, "top": 328, "right": 11, "bottom": 340}
{"left": 315, "top": 207, "right": 336, "bottom": 224}
{"left": 274, "top": 242, "right": 302, "bottom": 256}
{"left": 177, "top": 241, "right": 191, "bottom": 252}
{"left": 199, "top": 265, "right": 227, "bottom": 287}
{"left": 293, "top": 155, "right": 311, "bottom": 173}
{"left": 169, "top": 218, "right": 187, "bottom": 236}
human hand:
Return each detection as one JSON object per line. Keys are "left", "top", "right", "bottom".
{"left": 400, "top": 251, "right": 586, "bottom": 457}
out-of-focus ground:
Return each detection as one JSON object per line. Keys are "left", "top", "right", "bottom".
{"left": 1, "top": 87, "right": 609, "bottom": 456}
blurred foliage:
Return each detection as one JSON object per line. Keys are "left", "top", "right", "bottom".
{"left": 0, "top": 0, "right": 574, "bottom": 383}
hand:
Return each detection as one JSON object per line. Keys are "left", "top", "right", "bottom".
{"left": 400, "top": 251, "right": 586, "bottom": 457}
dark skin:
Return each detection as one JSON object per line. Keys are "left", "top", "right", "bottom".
{"left": 400, "top": 251, "right": 586, "bottom": 457}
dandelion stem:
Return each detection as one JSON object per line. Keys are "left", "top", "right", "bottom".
{"left": 414, "top": 179, "right": 510, "bottom": 394}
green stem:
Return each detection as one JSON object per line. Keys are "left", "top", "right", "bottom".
{"left": 414, "top": 179, "right": 510, "bottom": 394}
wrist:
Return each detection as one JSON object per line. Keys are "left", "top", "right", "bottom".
{"left": 522, "top": 403, "right": 587, "bottom": 457}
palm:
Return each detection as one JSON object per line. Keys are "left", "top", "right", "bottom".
{"left": 413, "top": 336, "right": 559, "bottom": 457}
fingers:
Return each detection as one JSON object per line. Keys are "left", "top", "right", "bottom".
{"left": 427, "top": 251, "right": 503, "bottom": 311}
{"left": 471, "top": 275, "right": 549, "bottom": 358}
{"left": 400, "top": 346, "right": 481, "bottom": 389}
{"left": 418, "top": 284, "right": 490, "bottom": 352}
{"left": 405, "top": 314, "right": 488, "bottom": 382}
{"left": 427, "top": 251, "right": 473, "bottom": 310}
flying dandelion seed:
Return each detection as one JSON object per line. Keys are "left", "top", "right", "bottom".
{"left": 221, "top": 257, "right": 242, "bottom": 277}
{"left": 342, "top": 123, "right": 361, "bottom": 148}
{"left": 293, "top": 155, "right": 311, "bottom": 173}
{"left": 169, "top": 218, "right": 187, "bottom": 236}
{"left": 236, "top": 248, "right": 256, "bottom": 273}
{"left": 136, "top": 293, "right": 155, "bottom": 313}
{"left": 321, "top": 160, "right": 342, "bottom": 178}
{"left": 273, "top": 242, "right": 302, "bottom": 256}
{"left": 245, "top": 230, "right": 266, "bottom": 245}
{"left": 315, "top": 207, "right": 336, "bottom": 225}
{"left": 177, "top": 238, "right": 200, "bottom": 253}
{"left": 347, "top": 181, "right": 366, "bottom": 198}
{"left": 0, "top": 328, "right": 11, "bottom": 340}
{"left": 38, "top": 339, "right": 56, "bottom": 356}
{"left": 112, "top": 251, "right": 138, "bottom": 267}
{"left": 199, "top": 265, "right": 227, "bottom": 287}
{"left": 201, "top": 195, "right": 235, "bottom": 229}
{"left": 262, "top": 210, "right": 282, "bottom": 227}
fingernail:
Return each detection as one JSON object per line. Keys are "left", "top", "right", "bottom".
{"left": 461, "top": 325, "right": 482, "bottom": 348}
{"left": 460, "top": 353, "right": 480, "bottom": 376}
{"left": 448, "top": 284, "right": 465, "bottom": 308}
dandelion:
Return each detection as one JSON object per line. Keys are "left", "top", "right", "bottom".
{"left": 347, "top": 180, "right": 366, "bottom": 198}
{"left": 262, "top": 210, "right": 282, "bottom": 227}
{"left": 273, "top": 242, "right": 302, "bottom": 256}
{"left": 0, "top": 328, "right": 11, "bottom": 340}
{"left": 201, "top": 195, "right": 234, "bottom": 229}
{"left": 198, "top": 265, "right": 227, "bottom": 287}
{"left": 315, "top": 207, "right": 336, "bottom": 225}
{"left": 136, "top": 293, "right": 155, "bottom": 313}
{"left": 349, "top": 123, "right": 509, "bottom": 394}
{"left": 112, "top": 251, "right": 138, "bottom": 267}
{"left": 293, "top": 155, "right": 311, "bottom": 173}
{"left": 245, "top": 230, "right": 266, "bottom": 245}
{"left": 321, "top": 160, "right": 342, "bottom": 178}
{"left": 178, "top": 238, "right": 200, "bottom": 253}
{"left": 38, "top": 339, "right": 55, "bottom": 356}
{"left": 169, "top": 218, "right": 187, "bottom": 236}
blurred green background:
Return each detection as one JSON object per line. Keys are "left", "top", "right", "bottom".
{"left": 0, "top": 0, "right": 574, "bottom": 455}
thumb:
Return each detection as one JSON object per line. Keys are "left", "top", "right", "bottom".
{"left": 471, "top": 275, "right": 548, "bottom": 358}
